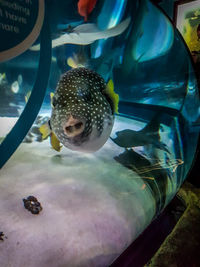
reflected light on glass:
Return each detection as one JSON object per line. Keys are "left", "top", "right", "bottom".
{"left": 134, "top": 1, "right": 174, "bottom": 62}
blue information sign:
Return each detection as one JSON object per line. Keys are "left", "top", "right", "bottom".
{"left": 0, "top": 0, "right": 51, "bottom": 169}
{"left": 0, "top": 0, "right": 44, "bottom": 62}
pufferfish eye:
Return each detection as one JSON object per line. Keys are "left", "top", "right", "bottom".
{"left": 52, "top": 97, "right": 57, "bottom": 107}
{"left": 77, "top": 86, "right": 92, "bottom": 102}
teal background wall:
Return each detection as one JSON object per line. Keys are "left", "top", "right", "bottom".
{"left": 152, "top": 0, "right": 176, "bottom": 19}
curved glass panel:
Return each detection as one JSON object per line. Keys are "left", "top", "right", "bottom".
{"left": 0, "top": 51, "right": 40, "bottom": 134}
{"left": 0, "top": 1, "right": 199, "bottom": 266}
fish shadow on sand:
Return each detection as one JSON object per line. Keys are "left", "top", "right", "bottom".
{"left": 110, "top": 114, "right": 174, "bottom": 214}
{"left": 114, "top": 148, "right": 169, "bottom": 215}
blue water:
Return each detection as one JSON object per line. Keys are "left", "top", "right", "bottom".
{"left": 0, "top": 0, "right": 199, "bottom": 266}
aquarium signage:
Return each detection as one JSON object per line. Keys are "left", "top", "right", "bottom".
{"left": 0, "top": 0, "right": 44, "bottom": 62}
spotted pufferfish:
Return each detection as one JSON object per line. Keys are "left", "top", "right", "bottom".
{"left": 40, "top": 67, "right": 119, "bottom": 152}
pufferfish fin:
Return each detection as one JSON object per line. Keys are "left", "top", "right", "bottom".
{"left": 50, "top": 132, "right": 62, "bottom": 152}
{"left": 105, "top": 79, "right": 119, "bottom": 114}
{"left": 50, "top": 92, "right": 54, "bottom": 108}
{"left": 39, "top": 122, "right": 51, "bottom": 140}
{"left": 25, "top": 90, "right": 31, "bottom": 103}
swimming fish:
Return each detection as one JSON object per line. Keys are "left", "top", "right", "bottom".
{"left": 23, "top": 116, "right": 50, "bottom": 143}
{"left": 11, "top": 75, "right": 23, "bottom": 94}
{"left": 0, "top": 73, "right": 6, "bottom": 84}
{"left": 30, "top": 17, "right": 131, "bottom": 50}
{"left": 67, "top": 51, "right": 87, "bottom": 69}
{"left": 114, "top": 148, "right": 168, "bottom": 213}
{"left": 110, "top": 114, "right": 170, "bottom": 153}
{"left": 78, "top": 0, "right": 97, "bottom": 22}
{"left": 11, "top": 81, "right": 19, "bottom": 94}
{"left": 66, "top": 46, "right": 123, "bottom": 81}
{"left": 25, "top": 90, "right": 31, "bottom": 103}
{"left": 39, "top": 67, "right": 119, "bottom": 152}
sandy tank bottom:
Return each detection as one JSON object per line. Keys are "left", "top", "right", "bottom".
{"left": 0, "top": 116, "right": 163, "bottom": 267}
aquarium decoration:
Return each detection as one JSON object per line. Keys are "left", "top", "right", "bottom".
{"left": 0, "top": 0, "right": 199, "bottom": 266}
{"left": 174, "top": 0, "right": 200, "bottom": 68}
{"left": 174, "top": 0, "right": 200, "bottom": 53}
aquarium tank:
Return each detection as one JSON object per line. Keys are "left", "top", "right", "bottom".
{"left": 0, "top": 0, "right": 199, "bottom": 266}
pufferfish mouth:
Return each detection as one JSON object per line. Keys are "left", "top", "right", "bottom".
{"left": 63, "top": 114, "right": 85, "bottom": 138}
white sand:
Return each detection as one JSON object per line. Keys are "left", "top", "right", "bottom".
{"left": 0, "top": 117, "right": 18, "bottom": 137}
{"left": 0, "top": 116, "right": 156, "bottom": 267}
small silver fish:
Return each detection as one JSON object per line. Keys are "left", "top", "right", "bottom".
{"left": 40, "top": 67, "right": 119, "bottom": 152}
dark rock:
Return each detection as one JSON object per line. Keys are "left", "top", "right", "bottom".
{"left": 0, "top": 232, "right": 7, "bottom": 241}
{"left": 23, "top": 196, "right": 43, "bottom": 215}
